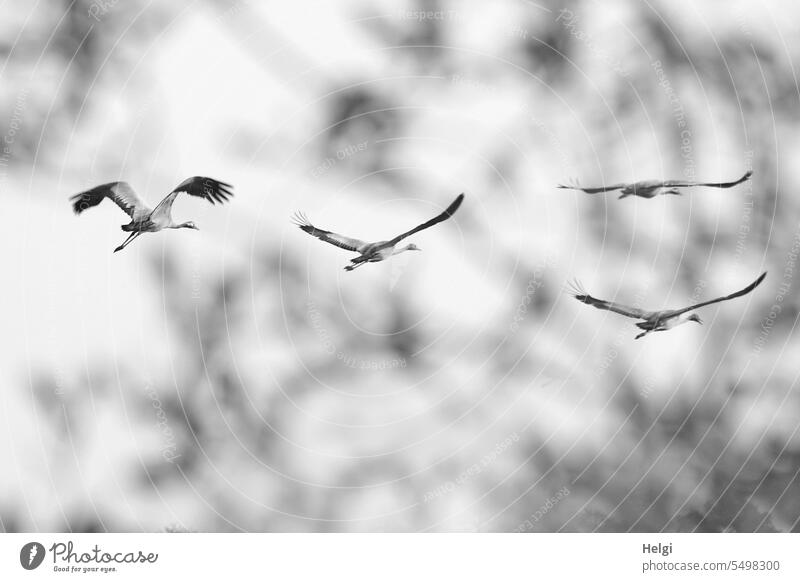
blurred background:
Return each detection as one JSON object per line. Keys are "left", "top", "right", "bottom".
{"left": 1, "top": 0, "right": 798, "bottom": 532}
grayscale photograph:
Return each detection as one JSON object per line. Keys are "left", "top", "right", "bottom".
{"left": 1, "top": 0, "right": 798, "bottom": 535}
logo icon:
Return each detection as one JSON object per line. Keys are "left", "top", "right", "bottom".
{"left": 20, "top": 542, "right": 45, "bottom": 570}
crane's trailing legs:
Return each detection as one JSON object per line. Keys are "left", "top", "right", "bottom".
{"left": 344, "top": 257, "right": 371, "bottom": 271}
{"left": 114, "top": 231, "right": 142, "bottom": 253}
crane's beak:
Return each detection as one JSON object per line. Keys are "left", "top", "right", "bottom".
{"left": 695, "top": 317, "right": 703, "bottom": 325}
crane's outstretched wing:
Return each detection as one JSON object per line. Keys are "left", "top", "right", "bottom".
{"left": 291, "top": 212, "right": 367, "bottom": 253}
{"left": 662, "top": 170, "right": 753, "bottom": 189}
{"left": 388, "top": 193, "right": 465, "bottom": 245}
{"left": 557, "top": 181, "right": 627, "bottom": 194}
{"left": 567, "top": 279, "right": 652, "bottom": 319}
{"left": 70, "top": 182, "right": 152, "bottom": 220}
{"left": 170, "top": 176, "right": 234, "bottom": 204}
{"left": 151, "top": 176, "right": 234, "bottom": 221}
{"left": 670, "top": 272, "right": 767, "bottom": 317}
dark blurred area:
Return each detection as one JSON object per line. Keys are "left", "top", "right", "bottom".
{"left": 0, "top": 0, "right": 798, "bottom": 532}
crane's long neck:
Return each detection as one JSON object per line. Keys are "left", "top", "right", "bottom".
{"left": 392, "top": 244, "right": 415, "bottom": 256}
{"left": 663, "top": 313, "right": 693, "bottom": 329}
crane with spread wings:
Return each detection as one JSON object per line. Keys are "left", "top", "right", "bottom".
{"left": 71, "top": 176, "right": 233, "bottom": 253}
{"left": 558, "top": 170, "right": 752, "bottom": 199}
{"left": 292, "top": 193, "right": 464, "bottom": 271}
{"left": 567, "top": 272, "right": 767, "bottom": 339}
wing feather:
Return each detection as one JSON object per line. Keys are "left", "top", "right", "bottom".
{"left": 662, "top": 170, "right": 753, "bottom": 189}
{"left": 171, "top": 176, "right": 234, "bottom": 204}
{"left": 70, "top": 182, "right": 152, "bottom": 220}
{"left": 557, "top": 181, "right": 627, "bottom": 194}
{"left": 670, "top": 271, "right": 767, "bottom": 316}
{"left": 388, "top": 193, "right": 465, "bottom": 245}
{"left": 291, "top": 212, "right": 366, "bottom": 253}
{"left": 151, "top": 176, "right": 234, "bottom": 221}
{"left": 567, "top": 279, "right": 652, "bottom": 319}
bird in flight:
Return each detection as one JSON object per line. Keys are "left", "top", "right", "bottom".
{"left": 567, "top": 271, "right": 766, "bottom": 339}
{"left": 558, "top": 170, "right": 752, "bottom": 199}
{"left": 71, "top": 176, "right": 233, "bottom": 253}
{"left": 292, "top": 193, "right": 464, "bottom": 271}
